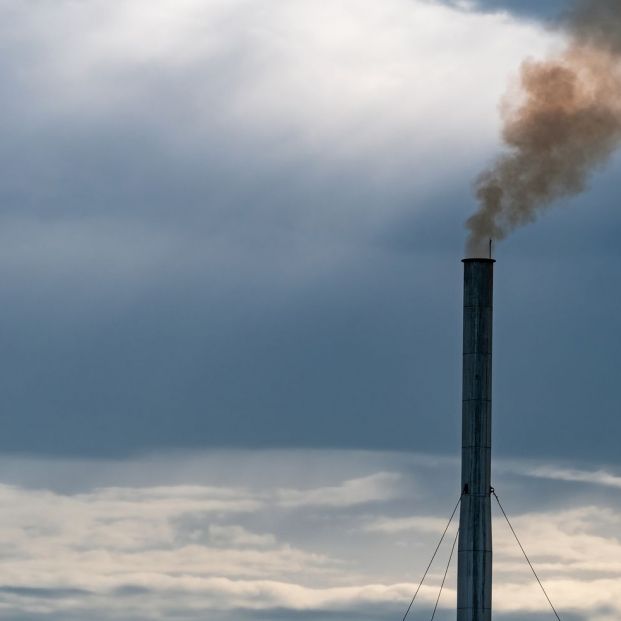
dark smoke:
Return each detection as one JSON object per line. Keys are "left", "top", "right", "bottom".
{"left": 467, "top": 0, "right": 621, "bottom": 257}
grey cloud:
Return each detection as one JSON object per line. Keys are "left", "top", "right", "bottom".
{"left": 248, "top": 610, "right": 586, "bottom": 621}
{"left": 0, "top": 586, "right": 91, "bottom": 599}
{"left": 112, "top": 585, "right": 152, "bottom": 596}
{"left": 172, "top": 520, "right": 277, "bottom": 548}
{"left": 494, "top": 615, "right": 584, "bottom": 621}
{"left": 0, "top": 610, "right": 590, "bottom": 621}
{"left": 0, "top": 0, "right": 615, "bottom": 478}
{"left": 453, "top": 0, "right": 567, "bottom": 20}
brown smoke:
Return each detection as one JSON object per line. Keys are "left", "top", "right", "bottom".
{"left": 466, "top": 0, "right": 621, "bottom": 257}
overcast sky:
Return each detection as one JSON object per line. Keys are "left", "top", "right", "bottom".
{"left": 0, "top": 1, "right": 619, "bottom": 620}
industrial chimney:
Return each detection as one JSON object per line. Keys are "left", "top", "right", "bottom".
{"left": 457, "top": 259, "right": 494, "bottom": 621}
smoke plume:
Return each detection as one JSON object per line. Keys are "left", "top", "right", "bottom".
{"left": 467, "top": 0, "right": 621, "bottom": 257}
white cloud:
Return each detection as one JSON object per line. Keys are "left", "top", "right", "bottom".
{"left": 276, "top": 472, "right": 402, "bottom": 508}
{"left": 205, "top": 524, "right": 276, "bottom": 548}
{"left": 363, "top": 515, "right": 452, "bottom": 535}
{"left": 0, "top": 449, "right": 616, "bottom": 620}
{"left": 525, "top": 465, "right": 621, "bottom": 489}
{"left": 10, "top": 0, "right": 557, "bottom": 166}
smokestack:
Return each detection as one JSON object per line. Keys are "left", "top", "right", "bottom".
{"left": 457, "top": 259, "right": 494, "bottom": 621}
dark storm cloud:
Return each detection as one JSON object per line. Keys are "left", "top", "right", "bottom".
{"left": 0, "top": 0, "right": 617, "bottom": 467}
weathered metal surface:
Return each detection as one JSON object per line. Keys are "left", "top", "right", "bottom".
{"left": 457, "top": 259, "right": 494, "bottom": 621}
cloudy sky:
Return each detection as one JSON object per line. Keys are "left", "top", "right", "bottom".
{"left": 0, "top": 0, "right": 619, "bottom": 619}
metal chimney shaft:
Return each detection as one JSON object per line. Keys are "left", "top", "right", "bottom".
{"left": 457, "top": 258, "right": 494, "bottom": 621}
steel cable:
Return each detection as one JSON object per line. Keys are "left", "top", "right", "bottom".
{"left": 429, "top": 526, "right": 459, "bottom": 621}
{"left": 492, "top": 489, "right": 563, "bottom": 621}
{"left": 401, "top": 495, "right": 462, "bottom": 621}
